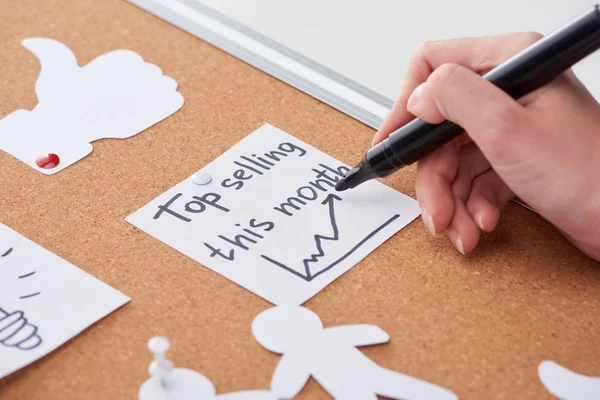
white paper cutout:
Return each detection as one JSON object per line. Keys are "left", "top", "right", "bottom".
{"left": 0, "top": 222, "right": 130, "bottom": 379}
{"left": 539, "top": 360, "right": 600, "bottom": 399}
{"left": 126, "top": 124, "right": 420, "bottom": 306}
{"left": 251, "top": 305, "right": 458, "bottom": 400}
{"left": 139, "top": 368, "right": 277, "bottom": 400}
{"left": 0, "top": 37, "right": 184, "bottom": 174}
{"left": 139, "top": 337, "right": 276, "bottom": 400}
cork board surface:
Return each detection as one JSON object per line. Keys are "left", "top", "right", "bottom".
{"left": 1, "top": 1, "right": 600, "bottom": 399}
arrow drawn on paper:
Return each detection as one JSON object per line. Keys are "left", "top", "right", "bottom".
{"left": 262, "top": 194, "right": 400, "bottom": 282}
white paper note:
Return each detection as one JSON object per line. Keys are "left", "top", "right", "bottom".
{"left": 127, "top": 124, "right": 419, "bottom": 305}
{"left": 539, "top": 360, "right": 600, "bottom": 400}
{"left": 0, "top": 38, "right": 184, "bottom": 174}
{"left": 0, "top": 223, "right": 130, "bottom": 379}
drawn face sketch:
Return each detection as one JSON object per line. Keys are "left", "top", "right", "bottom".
{"left": 252, "top": 306, "right": 458, "bottom": 400}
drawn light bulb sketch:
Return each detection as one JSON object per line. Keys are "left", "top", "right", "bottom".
{"left": 0, "top": 307, "right": 42, "bottom": 350}
{"left": 0, "top": 245, "right": 43, "bottom": 351}
{"left": 261, "top": 194, "right": 400, "bottom": 282}
{"left": 1, "top": 245, "right": 41, "bottom": 299}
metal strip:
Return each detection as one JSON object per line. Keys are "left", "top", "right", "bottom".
{"left": 178, "top": 0, "right": 395, "bottom": 109}
{"left": 127, "top": 0, "right": 393, "bottom": 129}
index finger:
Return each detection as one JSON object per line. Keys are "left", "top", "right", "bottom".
{"left": 372, "top": 31, "right": 543, "bottom": 145}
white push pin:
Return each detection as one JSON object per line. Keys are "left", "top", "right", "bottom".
{"left": 191, "top": 171, "right": 212, "bottom": 185}
{"left": 148, "top": 337, "right": 174, "bottom": 387}
{"left": 139, "top": 336, "right": 277, "bottom": 400}
{"left": 139, "top": 336, "right": 216, "bottom": 400}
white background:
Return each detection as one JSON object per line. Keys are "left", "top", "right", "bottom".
{"left": 196, "top": 0, "right": 600, "bottom": 102}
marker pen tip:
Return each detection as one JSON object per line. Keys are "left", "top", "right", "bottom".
{"left": 334, "top": 166, "right": 362, "bottom": 192}
{"left": 334, "top": 179, "right": 350, "bottom": 192}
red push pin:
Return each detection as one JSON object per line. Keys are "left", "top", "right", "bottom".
{"left": 35, "top": 153, "right": 60, "bottom": 169}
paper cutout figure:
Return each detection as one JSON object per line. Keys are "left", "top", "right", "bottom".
{"left": 0, "top": 307, "right": 42, "bottom": 350}
{"left": 539, "top": 360, "right": 600, "bottom": 399}
{"left": 0, "top": 37, "right": 184, "bottom": 174}
{"left": 139, "top": 336, "right": 276, "bottom": 400}
{"left": 252, "top": 306, "right": 458, "bottom": 400}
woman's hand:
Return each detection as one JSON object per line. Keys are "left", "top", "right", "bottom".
{"left": 373, "top": 32, "right": 600, "bottom": 260}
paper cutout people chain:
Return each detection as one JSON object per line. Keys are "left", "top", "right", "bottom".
{"left": 139, "top": 337, "right": 276, "bottom": 400}
{"left": 252, "top": 305, "right": 458, "bottom": 400}
{"left": 0, "top": 307, "right": 42, "bottom": 351}
{"left": 539, "top": 360, "right": 600, "bottom": 400}
{"left": 0, "top": 38, "right": 184, "bottom": 174}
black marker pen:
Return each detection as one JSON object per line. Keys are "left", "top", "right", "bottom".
{"left": 335, "top": 4, "right": 600, "bottom": 191}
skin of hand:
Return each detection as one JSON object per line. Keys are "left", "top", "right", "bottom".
{"left": 372, "top": 32, "right": 600, "bottom": 261}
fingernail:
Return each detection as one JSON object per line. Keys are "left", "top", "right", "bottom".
{"left": 475, "top": 212, "right": 484, "bottom": 230}
{"left": 421, "top": 207, "right": 437, "bottom": 236}
{"left": 407, "top": 83, "right": 425, "bottom": 112}
{"left": 448, "top": 229, "right": 465, "bottom": 255}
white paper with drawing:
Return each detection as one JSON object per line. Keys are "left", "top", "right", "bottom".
{"left": 0, "top": 223, "right": 129, "bottom": 379}
{"left": 126, "top": 124, "right": 420, "bottom": 305}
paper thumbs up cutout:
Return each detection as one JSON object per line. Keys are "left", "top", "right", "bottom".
{"left": 0, "top": 38, "right": 184, "bottom": 174}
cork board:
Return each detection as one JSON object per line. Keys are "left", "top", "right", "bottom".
{"left": 1, "top": 1, "right": 600, "bottom": 399}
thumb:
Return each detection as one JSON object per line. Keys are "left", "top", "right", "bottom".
{"left": 21, "top": 38, "right": 78, "bottom": 89}
{"left": 407, "top": 63, "right": 531, "bottom": 167}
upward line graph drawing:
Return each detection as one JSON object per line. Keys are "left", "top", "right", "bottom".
{"left": 261, "top": 193, "right": 400, "bottom": 282}
{"left": 302, "top": 194, "right": 342, "bottom": 272}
